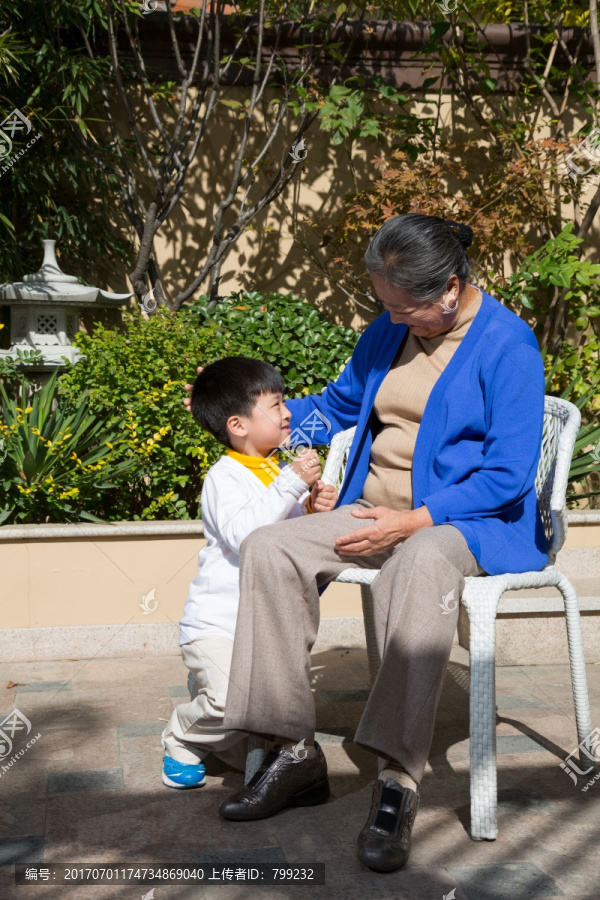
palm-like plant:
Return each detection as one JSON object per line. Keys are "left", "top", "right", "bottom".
{"left": 0, "top": 370, "right": 138, "bottom": 524}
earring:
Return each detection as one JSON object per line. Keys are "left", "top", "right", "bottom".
{"left": 441, "top": 294, "right": 459, "bottom": 314}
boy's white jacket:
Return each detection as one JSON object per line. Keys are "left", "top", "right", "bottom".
{"left": 179, "top": 455, "right": 310, "bottom": 645}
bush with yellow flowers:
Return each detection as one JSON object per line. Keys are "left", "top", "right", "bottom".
{"left": 0, "top": 370, "right": 143, "bottom": 524}
{"left": 56, "top": 304, "right": 221, "bottom": 521}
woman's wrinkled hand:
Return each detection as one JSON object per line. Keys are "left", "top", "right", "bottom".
{"left": 184, "top": 366, "right": 203, "bottom": 412}
{"left": 334, "top": 505, "right": 433, "bottom": 556}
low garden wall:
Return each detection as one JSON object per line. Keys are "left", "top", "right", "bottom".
{"left": 1, "top": 513, "right": 599, "bottom": 665}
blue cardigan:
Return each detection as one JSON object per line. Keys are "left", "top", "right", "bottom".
{"left": 286, "top": 289, "right": 548, "bottom": 576}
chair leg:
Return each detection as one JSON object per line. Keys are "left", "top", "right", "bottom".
{"left": 467, "top": 595, "right": 498, "bottom": 840}
{"left": 555, "top": 573, "right": 595, "bottom": 767}
{"left": 360, "top": 584, "right": 381, "bottom": 686}
{"left": 244, "top": 735, "right": 267, "bottom": 785}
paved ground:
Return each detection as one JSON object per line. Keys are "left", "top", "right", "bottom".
{"left": 0, "top": 645, "right": 599, "bottom": 899}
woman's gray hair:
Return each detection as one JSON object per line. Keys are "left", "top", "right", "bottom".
{"left": 363, "top": 213, "right": 474, "bottom": 303}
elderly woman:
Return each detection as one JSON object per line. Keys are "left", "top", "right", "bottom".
{"left": 209, "top": 213, "right": 547, "bottom": 872}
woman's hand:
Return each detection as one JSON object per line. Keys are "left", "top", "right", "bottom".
{"left": 310, "top": 480, "right": 338, "bottom": 513}
{"left": 184, "top": 366, "right": 203, "bottom": 412}
{"left": 334, "top": 504, "right": 433, "bottom": 556}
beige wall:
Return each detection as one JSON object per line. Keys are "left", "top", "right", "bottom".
{"left": 0, "top": 532, "right": 362, "bottom": 630}
{"left": 1, "top": 521, "right": 598, "bottom": 630}
{"left": 99, "top": 91, "right": 597, "bottom": 333}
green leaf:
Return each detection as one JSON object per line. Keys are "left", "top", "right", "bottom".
{"left": 422, "top": 76, "right": 440, "bottom": 91}
{"left": 549, "top": 271, "right": 571, "bottom": 288}
{"left": 0, "top": 212, "right": 15, "bottom": 232}
{"left": 429, "top": 23, "right": 450, "bottom": 41}
{"left": 22, "top": 450, "right": 37, "bottom": 484}
{"left": 328, "top": 85, "right": 352, "bottom": 102}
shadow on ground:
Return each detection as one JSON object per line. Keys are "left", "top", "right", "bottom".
{"left": 0, "top": 646, "right": 599, "bottom": 899}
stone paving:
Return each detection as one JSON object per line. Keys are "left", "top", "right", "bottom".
{"left": 0, "top": 645, "right": 600, "bottom": 899}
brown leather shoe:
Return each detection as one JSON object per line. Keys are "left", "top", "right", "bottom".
{"left": 357, "top": 778, "right": 419, "bottom": 872}
{"left": 218, "top": 742, "right": 330, "bottom": 821}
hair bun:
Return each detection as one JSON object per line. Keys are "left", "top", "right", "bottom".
{"left": 445, "top": 220, "right": 474, "bottom": 250}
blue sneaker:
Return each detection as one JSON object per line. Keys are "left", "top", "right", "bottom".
{"left": 162, "top": 755, "right": 206, "bottom": 789}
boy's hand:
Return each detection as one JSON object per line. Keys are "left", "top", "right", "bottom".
{"left": 184, "top": 366, "right": 203, "bottom": 412}
{"left": 310, "top": 480, "right": 338, "bottom": 513}
{"left": 289, "top": 448, "right": 321, "bottom": 486}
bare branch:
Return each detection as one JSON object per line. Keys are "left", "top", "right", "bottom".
{"left": 576, "top": 182, "right": 600, "bottom": 241}
{"left": 167, "top": 12, "right": 368, "bottom": 307}
{"left": 531, "top": 0, "right": 597, "bottom": 112}
{"left": 122, "top": 13, "right": 171, "bottom": 148}
{"left": 165, "top": 0, "right": 187, "bottom": 79}
{"left": 110, "top": 3, "right": 160, "bottom": 180}
{"left": 161, "top": 3, "right": 208, "bottom": 170}
{"left": 590, "top": 0, "right": 600, "bottom": 92}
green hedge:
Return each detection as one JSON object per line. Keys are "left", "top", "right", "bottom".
{"left": 189, "top": 290, "right": 358, "bottom": 395}
{"left": 49, "top": 290, "right": 358, "bottom": 522}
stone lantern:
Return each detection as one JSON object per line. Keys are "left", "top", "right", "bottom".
{"left": 0, "top": 239, "right": 133, "bottom": 372}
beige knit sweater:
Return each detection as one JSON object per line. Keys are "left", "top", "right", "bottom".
{"left": 362, "top": 291, "right": 482, "bottom": 511}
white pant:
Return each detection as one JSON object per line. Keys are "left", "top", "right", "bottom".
{"left": 162, "top": 635, "right": 249, "bottom": 770}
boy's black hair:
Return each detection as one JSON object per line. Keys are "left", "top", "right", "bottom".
{"left": 191, "top": 356, "right": 286, "bottom": 449}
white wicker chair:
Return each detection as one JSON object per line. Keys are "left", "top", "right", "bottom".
{"left": 244, "top": 395, "right": 594, "bottom": 840}
{"left": 318, "top": 394, "right": 593, "bottom": 840}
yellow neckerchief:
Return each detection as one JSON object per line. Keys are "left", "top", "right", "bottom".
{"left": 226, "top": 448, "right": 281, "bottom": 487}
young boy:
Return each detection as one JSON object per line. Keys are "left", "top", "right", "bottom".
{"left": 161, "top": 356, "right": 338, "bottom": 788}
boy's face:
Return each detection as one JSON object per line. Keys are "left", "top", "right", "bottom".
{"left": 228, "top": 391, "right": 292, "bottom": 455}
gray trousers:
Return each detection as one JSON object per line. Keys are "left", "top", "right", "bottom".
{"left": 223, "top": 499, "right": 485, "bottom": 783}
